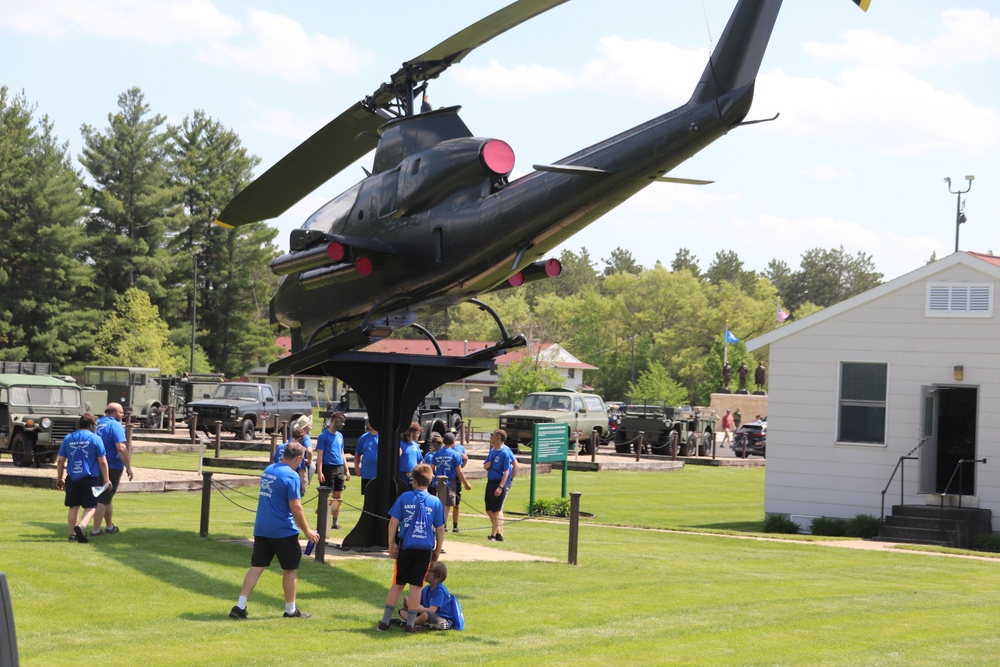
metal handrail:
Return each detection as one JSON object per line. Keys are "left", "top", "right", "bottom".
{"left": 879, "top": 437, "right": 928, "bottom": 522}
{"left": 880, "top": 456, "right": 919, "bottom": 523}
{"left": 940, "top": 458, "right": 987, "bottom": 511}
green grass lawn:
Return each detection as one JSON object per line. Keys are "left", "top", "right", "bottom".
{"left": 6, "top": 465, "right": 1000, "bottom": 666}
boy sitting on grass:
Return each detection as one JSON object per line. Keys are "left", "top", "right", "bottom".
{"left": 401, "top": 561, "right": 465, "bottom": 630}
{"left": 377, "top": 463, "right": 445, "bottom": 633}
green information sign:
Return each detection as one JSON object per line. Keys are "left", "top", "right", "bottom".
{"left": 530, "top": 423, "right": 569, "bottom": 513}
{"left": 533, "top": 423, "right": 569, "bottom": 464}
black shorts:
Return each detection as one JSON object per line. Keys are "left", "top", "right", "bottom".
{"left": 455, "top": 481, "right": 462, "bottom": 505}
{"left": 440, "top": 479, "right": 458, "bottom": 508}
{"left": 97, "top": 468, "right": 124, "bottom": 505}
{"left": 485, "top": 480, "right": 509, "bottom": 513}
{"left": 393, "top": 547, "right": 432, "bottom": 587}
{"left": 320, "top": 465, "right": 346, "bottom": 492}
{"left": 64, "top": 476, "right": 101, "bottom": 509}
{"left": 250, "top": 534, "right": 302, "bottom": 571}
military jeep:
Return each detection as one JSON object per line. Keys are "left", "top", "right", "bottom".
{"left": 0, "top": 374, "right": 86, "bottom": 467}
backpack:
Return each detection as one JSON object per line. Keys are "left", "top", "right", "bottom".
{"left": 400, "top": 492, "right": 436, "bottom": 550}
{"left": 447, "top": 591, "right": 465, "bottom": 630}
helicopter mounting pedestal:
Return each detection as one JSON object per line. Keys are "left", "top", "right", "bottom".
{"left": 275, "top": 336, "right": 524, "bottom": 549}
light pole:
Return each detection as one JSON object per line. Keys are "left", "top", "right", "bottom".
{"left": 190, "top": 254, "right": 199, "bottom": 374}
{"left": 945, "top": 175, "right": 974, "bottom": 252}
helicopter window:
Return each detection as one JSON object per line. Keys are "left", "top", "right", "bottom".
{"left": 303, "top": 182, "right": 362, "bottom": 234}
{"left": 433, "top": 227, "right": 443, "bottom": 263}
{"left": 377, "top": 168, "right": 400, "bottom": 218}
{"left": 411, "top": 158, "right": 420, "bottom": 175}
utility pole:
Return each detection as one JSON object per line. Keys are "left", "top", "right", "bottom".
{"left": 945, "top": 175, "right": 974, "bottom": 252}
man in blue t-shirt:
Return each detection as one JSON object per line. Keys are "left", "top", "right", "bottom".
{"left": 431, "top": 439, "right": 472, "bottom": 521}
{"left": 316, "top": 412, "right": 350, "bottom": 529}
{"left": 484, "top": 429, "right": 518, "bottom": 542}
{"left": 230, "top": 442, "right": 319, "bottom": 620}
{"left": 443, "top": 432, "right": 468, "bottom": 532}
{"left": 377, "top": 464, "right": 445, "bottom": 633}
{"left": 398, "top": 422, "right": 423, "bottom": 491}
{"left": 354, "top": 424, "right": 379, "bottom": 495}
{"left": 92, "top": 402, "right": 133, "bottom": 537}
{"left": 56, "top": 413, "right": 110, "bottom": 544}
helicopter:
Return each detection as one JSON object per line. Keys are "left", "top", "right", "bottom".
{"left": 216, "top": 0, "right": 870, "bottom": 378}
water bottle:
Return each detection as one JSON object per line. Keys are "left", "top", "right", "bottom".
{"left": 304, "top": 540, "right": 315, "bottom": 556}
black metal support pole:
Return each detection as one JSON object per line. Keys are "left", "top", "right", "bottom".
{"left": 568, "top": 491, "right": 582, "bottom": 565}
{"left": 199, "top": 471, "right": 213, "bottom": 537}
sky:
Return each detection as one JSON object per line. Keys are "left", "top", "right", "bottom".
{"left": 2, "top": 0, "right": 998, "bottom": 283}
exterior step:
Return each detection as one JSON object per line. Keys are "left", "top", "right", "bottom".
{"left": 879, "top": 504, "right": 992, "bottom": 548}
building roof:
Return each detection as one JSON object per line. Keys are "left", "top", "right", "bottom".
{"left": 747, "top": 251, "right": 1000, "bottom": 352}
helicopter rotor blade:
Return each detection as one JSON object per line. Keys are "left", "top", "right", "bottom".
{"left": 217, "top": 0, "right": 570, "bottom": 228}
{"left": 216, "top": 101, "right": 385, "bottom": 228}
{"left": 368, "top": 0, "right": 569, "bottom": 109}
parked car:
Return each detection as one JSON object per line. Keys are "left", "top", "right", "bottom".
{"left": 733, "top": 421, "right": 766, "bottom": 458}
{"left": 498, "top": 389, "right": 609, "bottom": 452}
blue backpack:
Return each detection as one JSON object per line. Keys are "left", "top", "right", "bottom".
{"left": 400, "top": 492, "right": 436, "bottom": 550}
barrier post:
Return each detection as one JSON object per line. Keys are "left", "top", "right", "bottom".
{"left": 636, "top": 432, "right": 643, "bottom": 462}
{"left": 214, "top": 421, "right": 223, "bottom": 458}
{"left": 168, "top": 405, "right": 176, "bottom": 434}
{"left": 270, "top": 431, "right": 279, "bottom": 460}
{"left": 316, "top": 487, "right": 330, "bottom": 562}
{"left": 590, "top": 430, "right": 598, "bottom": 463}
{"left": 189, "top": 412, "right": 198, "bottom": 445}
{"left": 199, "top": 471, "right": 213, "bottom": 537}
{"left": 568, "top": 491, "right": 582, "bottom": 565}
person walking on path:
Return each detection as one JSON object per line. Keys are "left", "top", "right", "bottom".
{"left": 91, "top": 402, "right": 133, "bottom": 537}
{"left": 230, "top": 442, "right": 319, "bottom": 620}
{"left": 720, "top": 409, "right": 734, "bottom": 447}
{"left": 56, "top": 414, "right": 110, "bottom": 544}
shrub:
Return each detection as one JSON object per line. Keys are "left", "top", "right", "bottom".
{"left": 763, "top": 513, "right": 799, "bottom": 534}
{"left": 973, "top": 534, "right": 1000, "bottom": 553}
{"left": 846, "top": 514, "right": 882, "bottom": 539}
{"left": 811, "top": 516, "right": 849, "bottom": 537}
{"left": 530, "top": 497, "right": 571, "bottom": 517}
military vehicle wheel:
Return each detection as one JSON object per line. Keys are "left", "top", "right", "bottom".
{"left": 10, "top": 432, "right": 31, "bottom": 467}
{"left": 240, "top": 418, "right": 256, "bottom": 441}
{"left": 450, "top": 413, "right": 462, "bottom": 432}
{"left": 683, "top": 433, "right": 697, "bottom": 457}
{"left": 145, "top": 406, "right": 160, "bottom": 429}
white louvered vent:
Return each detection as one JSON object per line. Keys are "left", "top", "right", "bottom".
{"left": 926, "top": 282, "right": 993, "bottom": 317}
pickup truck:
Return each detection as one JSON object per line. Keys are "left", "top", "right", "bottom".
{"left": 186, "top": 382, "right": 313, "bottom": 441}
{"left": 498, "top": 388, "right": 609, "bottom": 452}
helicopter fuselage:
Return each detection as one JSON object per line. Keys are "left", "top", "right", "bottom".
{"left": 272, "top": 83, "right": 753, "bottom": 351}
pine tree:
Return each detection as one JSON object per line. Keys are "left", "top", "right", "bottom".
{"left": 0, "top": 87, "right": 98, "bottom": 369}
{"left": 80, "top": 87, "right": 184, "bottom": 311}
{"left": 168, "top": 110, "right": 280, "bottom": 377}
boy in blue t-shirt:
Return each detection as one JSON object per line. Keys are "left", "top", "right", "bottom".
{"left": 401, "top": 561, "right": 464, "bottom": 630}
{"left": 377, "top": 463, "right": 445, "bottom": 634}
{"left": 354, "top": 424, "right": 378, "bottom": 495}
{"left": 56, "top": 413, "right": 110, "bottom": 543}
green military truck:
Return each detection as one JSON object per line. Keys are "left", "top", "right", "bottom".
{"left": 614, "top": 401, "right": 716, "bottom": 456}
{"left": 0, "top": 373, "right": 87, "bottom": 467}
{"left": 83, "top": 366, "right": 225, "bottom": 427}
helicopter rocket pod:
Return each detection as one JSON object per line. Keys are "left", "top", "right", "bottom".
{"left": 216, "top": 0, "right": 870, "bottom": 377}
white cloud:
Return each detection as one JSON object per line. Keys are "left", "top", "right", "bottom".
{"left": 579, "top": 36, "right": 706, "bottom": 107}
{"left": 805, "top": 9, "right": 1000, "bottom": 69}
{"left": 0, "top": 0, "right": 240, "bottom": 42}
{"left": 755, "top": 66, "right": 1000, "bottom": 155}
{"left": 451, "top": 60, "right": 575, "bottom": 100}
{"left": 196, "top": 9, "right": 371, "bottom": 83}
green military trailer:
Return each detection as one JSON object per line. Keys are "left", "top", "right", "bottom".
{"left": 0, "top": 373, "right": 88, "bottom": 467}
{"left": 82, "top": 366, "right": 224, "bottom": 427}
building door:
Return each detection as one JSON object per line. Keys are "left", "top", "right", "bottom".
{"left": 920, "top": 385, "right": 978, "bottom": 496}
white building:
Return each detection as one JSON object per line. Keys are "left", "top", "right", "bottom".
{"left": 747, "top": 252, "right": 1000, "bottom": 532}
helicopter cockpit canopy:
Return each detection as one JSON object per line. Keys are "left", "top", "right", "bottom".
{"left": 302, "top": 181, "right": 363, "bottom": 236}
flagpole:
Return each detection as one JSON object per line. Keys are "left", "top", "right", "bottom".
{"left": 724, "top": 320, "right": 729, "bottom": 367}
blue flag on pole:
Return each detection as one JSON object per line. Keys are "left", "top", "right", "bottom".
{"left": 725, "top": 329, "right": 739, "bottom": 344}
